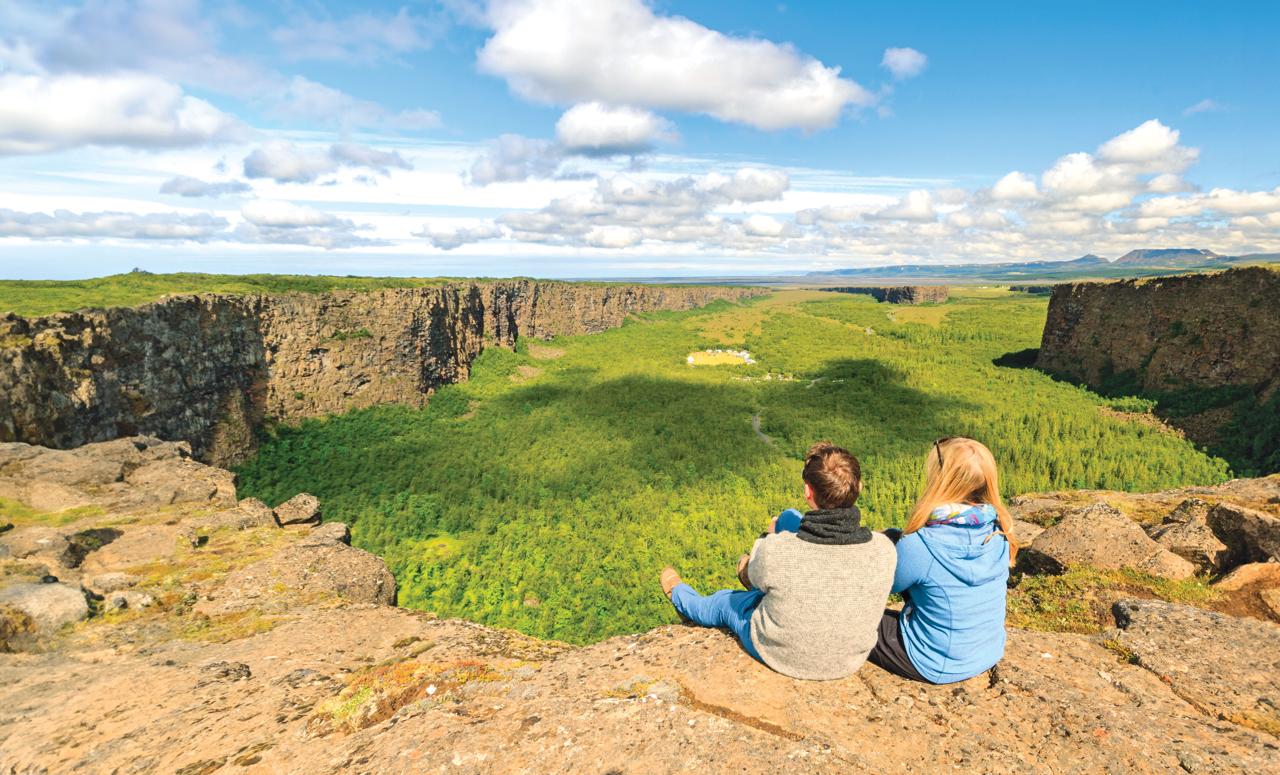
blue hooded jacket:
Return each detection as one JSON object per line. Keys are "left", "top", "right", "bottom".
{"left": 893, "top": 503, "right": 1009, "bottom": 684}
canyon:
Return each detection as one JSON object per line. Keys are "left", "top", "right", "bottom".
{"left": 0, "top": 282, "right": 762, "bottom": 466}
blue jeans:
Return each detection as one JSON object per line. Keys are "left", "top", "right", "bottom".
{"left": 670, "top": 583, "right": 765, "bottom": 663}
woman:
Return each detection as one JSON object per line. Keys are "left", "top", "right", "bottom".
{"left": 870, "top": 436, "right": 1015, "bottom": 684}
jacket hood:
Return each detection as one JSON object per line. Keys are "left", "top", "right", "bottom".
{"left": 916, "top": 504, "right": 1009, "bottom": 586}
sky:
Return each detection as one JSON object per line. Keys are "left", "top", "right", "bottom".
{"left": 1, "top": 0, "right": 1278, "bottom": 279}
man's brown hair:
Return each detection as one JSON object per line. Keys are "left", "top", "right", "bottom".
{"left": 802, "top": 442, "right": 862, "bottom": 509}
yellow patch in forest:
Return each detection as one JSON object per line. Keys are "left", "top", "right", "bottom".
{"left": 888, "top": 305, "right": 952, "bottom": 326}
{"left": 511, "top": 365, "right": 543, "bottom": 381}
{"left": 687, "top": 350, "right": 754, "bottom": 366}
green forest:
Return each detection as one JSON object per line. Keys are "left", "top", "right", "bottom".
{"left": 235, "top": 289, "right": 1232, "bottom": 645}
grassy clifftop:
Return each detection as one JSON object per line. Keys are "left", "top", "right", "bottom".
{"left": 0, "top": 272, "right": 453, "bottom": 317}
{"left": 0, "top": 272, "right": 756, "bottom": 318}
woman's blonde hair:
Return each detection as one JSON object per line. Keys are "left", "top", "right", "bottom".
{"left": 906, "top": 436, "right": 1017, "bottom": 562}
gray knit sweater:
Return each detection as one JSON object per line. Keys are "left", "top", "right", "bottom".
{"left": 747, "top": 530, "right": 897, "bottom": 680}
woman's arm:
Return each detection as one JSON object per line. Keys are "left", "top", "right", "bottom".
{"left": 891, "top": 534, "right": 930, "bottom": 594}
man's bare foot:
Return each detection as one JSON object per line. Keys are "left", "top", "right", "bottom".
{"left": 737, "top": 554, "right": 752, "bottom": 589}
{"left": 660, "top": 566, "right": 682, "bottom": 598}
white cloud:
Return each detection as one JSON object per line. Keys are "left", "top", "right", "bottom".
{"left": 0, "top": 73, "right": 245, "bottom": 156}
{"left": 426, "top": 166, "right": 793, "bottom": 250}
{"left": 11, "top": 2, "right": 442, "bottom": 135}
{"left": 1182, "top": 98, "right": 1222, "bottom": 116}
{"left": 0, "top": 208, "right": 228, "bottom": 240}
{"left": 478, "top": 0, "right": 874, "bottom": 130}
{"left": 273, "top": 76, "right": 442, "bottom": 132}
{"left": 37, "top": 0, "right": 264, "bottom": 96}
{"left": 241, "top": 201, "right": 341, "bottom": 228}
{"left": 329, "top": 144, "right": 413, "bottom": 175}
{"left": 425, "top": 118, "right": 1280, "bottom": 264}
{"left": 272, "top": 7, "right": 441, "bottom": 63}
{"left": 1147, "top": 173, "right": 1191, "bottom": 194}
{"left": 744, "top": 214, "right": 785, "bottom": 237}
{"left": 243, "top": 141, "right": 412, "bottom": 184}
{"left": 417, "top": 222, "right": 504, "bottom": 250}
{"left": 1096, "top": 119, "right": 1197, "bottom": 171}
{"left": 555, "top": 103, "right": 676, "bottom": 155}
{"left": 468, "top": 134, "right": 563, "bottom": 184}
{"left": 991, "top": 171, "right": 1039, "bottom": 201}
{"left": 159, "top": 176, "right": 252, "bottom": 198}
{"left": 881, "top": 47, "right": 927, "bottom": 80}
{"left": 872, "top": 189, "right": 936, "bottom": 221}
{"left": 1202, "top": 187, "right": 1280, "bottom": 215}
{"left": 237, "top": 200, "right": 386, "bottom": 249}
{"left": 244, "top": 143, "right": 336, "bottom": 184}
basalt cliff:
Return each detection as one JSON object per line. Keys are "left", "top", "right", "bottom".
{"left": 821, "top": 285, "right": 950, "bottom": 304}
{"left": 0, "top": 282, "right": 762, "bottom": 466}
{"left": 1035, "top": 267, "right": 1280, "bottom": 463}
{"left": 1036, "top": 267, "right": 1279, "bottom": 395}
{"left": 1, "top": 438, "right": 1279, "bottom": 774}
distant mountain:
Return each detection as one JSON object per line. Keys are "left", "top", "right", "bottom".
{"left": 1111, "top": 248, "right": 1220, "bottom": 266}
{"left": 801, "top": 248, "right": 1270, "bottom": 284}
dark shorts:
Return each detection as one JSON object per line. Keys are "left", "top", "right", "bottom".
{"left": 867, "top": 608, "right": 929, "bottom": 683}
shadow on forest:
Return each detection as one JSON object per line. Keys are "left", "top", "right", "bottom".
{"left": 483, "top": 357, "right": 979, "bottom": 495}
{"left": 992, "top": 347, "right": 1278, "bottom": 475}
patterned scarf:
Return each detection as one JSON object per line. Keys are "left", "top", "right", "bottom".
{"left": 925, "top": 502, "right": 997, "bottom": 528}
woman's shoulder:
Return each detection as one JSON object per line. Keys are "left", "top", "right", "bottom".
{"left": 892, "top": 529, "right": 928, "bottom": 554}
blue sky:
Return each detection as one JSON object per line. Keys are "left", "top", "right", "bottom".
{"left": 1, "top": 0, "right": 1277, "bottom": 279}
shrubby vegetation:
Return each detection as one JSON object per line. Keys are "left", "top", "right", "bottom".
{"left": 0, "top": 271, "right": 452, "bottom": 317}
{"left": 236, "top": 289, "right": 1231, "bottom": 644}
{"left": 0, "top": 270, "right": 727, "bottom": 317}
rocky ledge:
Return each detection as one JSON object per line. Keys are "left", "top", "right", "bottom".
{"left": 822, "top": 286, "right": 950, "bottom": 304}
{"left": 1, "top": 440, "right": 1278, "bottom": 773}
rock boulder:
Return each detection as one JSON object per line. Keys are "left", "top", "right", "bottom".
{"left": 300, "top": 521, "right": 350, "bottom": 546}
{"left": 0, "top": 526, "right": 74, "bottom": 567}
{"left": 1020, "top": 503, "right": 1197, "bottom": 578}
{"left": 0, "top": 582, "right": 88, "bottom": 635}
{"left": 1213, "top": 562, "right": 1280, "bottom": 591}
{"left": 1148, "top": 498, "right": 1231, "bottom": 572}
{"left": 273, "top": 493, "right": 321, "bottom": 526}
{"left": 196, "top": 541, "right": 395, "bottom": 615}
{"left": 1207, "top": 503, "right": 1280, "bottom": 565}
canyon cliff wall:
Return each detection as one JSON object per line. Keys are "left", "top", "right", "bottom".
{"left": 1036, "top": 268, "right": 1279, "bottom": 396}
{"left": 0, "top": 281, "right": 761, "bottom": 465}
{"left": 823, "top": 285, "right": 949, "bottom": 304}
{"left": 1035, "top": 267, "right": 1280, "bottom": 469}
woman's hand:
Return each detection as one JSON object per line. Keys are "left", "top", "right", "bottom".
{"left": 737, "top": 554, "right": 752, "bottom": 589}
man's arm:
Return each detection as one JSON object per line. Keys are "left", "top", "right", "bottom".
{"left": 746, "top": 537, "right": 770, "bottom": 593}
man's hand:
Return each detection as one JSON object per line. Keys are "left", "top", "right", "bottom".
{"left": 768, "top": 516, "right": 779, "bottom": 533}
{"left": 737, "top": 554, "right": 752, "bottom": 589}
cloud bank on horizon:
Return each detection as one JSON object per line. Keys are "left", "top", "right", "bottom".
{"left": 0, "top": 0, "right": 1276, "bottom": 278}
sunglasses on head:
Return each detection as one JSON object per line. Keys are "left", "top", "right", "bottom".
{"left": 934, "top": 436, "right": 958, "bottom": 467}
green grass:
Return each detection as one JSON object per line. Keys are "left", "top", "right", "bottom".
{"left": 0, "top": 497, "right": 105, "bottom": 527}
{"left": 1008, "top": 566, "right": 1218, "bottom": 634}
{"left": 0, "top": 271, "right": 457, "bottom": 317}
{"left": 235, "top": 290, "right": 1231, "bottom": 645}
{"left": 0, "top": 271, "right": 760, "bottom": 318}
